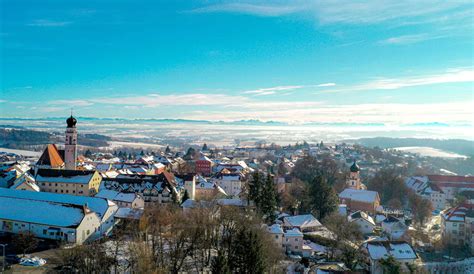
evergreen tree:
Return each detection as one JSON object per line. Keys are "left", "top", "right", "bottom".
{"left": 165, "top": 145, "right": 171, "bottom": 154}
{"left": 128, "top": 153, "right": 133, "bottom": 160}
{"left": 260, "top": 174, "right": 277, "bottom": 222}
{"left": 140, "top": 150, "right": 145, "bottom": 156}
{"left": 309, "top": 175, "right": 338, "bottom": 219}
{"left": 113, "top": 151, "right": 117, "bottom": 157}
{"left": 229, "top": 228, "right": 265, "bottom": 274}
{"left": 84, "top": 149, "right": 92, "bottom": 158}
{"left": 202, "top": 143, "right": 208, "bottom": 151}
{"left": 117, "top": 151, "right": 123, "bottom": 158}
{"left": 248, "top": 171, "right": 263, "bottom": 205}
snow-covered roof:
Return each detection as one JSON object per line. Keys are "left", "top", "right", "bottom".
{"left": 365, "top": 240, "right": 417, "bottom": 260}
{"left": 0, "top": 188, "right": 115, "bottom": 220}
{"left": 285, "top": 228, "right": 303, "bottom": 237}
{"left": 96, "top": 189, "right": 139, "bottom": 203}
{"left": 217, "top": 198, "right": 246, "bottom": 207}
{"left": 283, "top": 214, "right": 321, "bottom": 228}
{"left": 339, "top": 188, "right": 379, "bottom": 203}
{"left": 268, "top": 224, "right": 284, "bottom": 234}
{"left": 304, "top": 241, "right": 328, "bottom": 254}
{"left": 10, "top": 173, "right": 40, "bottom": 192}
{"left": 115, "top": 207, "right": 144, "bottom": 220}
{"left": 349, "top": 211, "right": 375, "bottom": 226}
{"left": 0, "top": 196, "right": 84, "bottom": 227}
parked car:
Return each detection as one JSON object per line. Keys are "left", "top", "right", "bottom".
{"left": 19, "top": 257, "right": 46, "bottom": 267}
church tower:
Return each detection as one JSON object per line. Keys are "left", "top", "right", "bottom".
{"left": 64, "top": 114, "right": 77, "bottom": 170}
{"left": 347, "top": 160, "right": 361, "bottom": 190}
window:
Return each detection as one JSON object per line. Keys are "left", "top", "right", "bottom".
{"left": 43, "top": 230, "right": 47, "bottom": 235}
{"left": 275, "top": 235, "right": 279, "bottom": 239}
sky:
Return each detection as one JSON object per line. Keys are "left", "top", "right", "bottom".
{"left": 1, "top": 0, "right": 473, "bottom": 126}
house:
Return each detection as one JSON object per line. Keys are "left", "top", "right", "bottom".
{"left": 0, "top": 188, "right": 118, "bottom": 243}
{"left": 310, "top": 262, "right": 349, "bottom": 273}
{"left": 348, "top": 211, "right": 376, "bottom": 235}
{"left": 194, "top": 176, "right": 227, "bottom": 199}
{"left": 35, "top": 168, "right": 102, "bottom": 196}
{"left": 195, "top": 155, "right": 213, "bottom": 176}
{"left": 406, "top": 175, "right": 474, "bottom": 210}
{"left": 339, "top": 188, "right": 381, "bottom": 214}
{"left": 101, "top": 172, "right": 178, "bottom": 205}
{"left": 267, "top": 224, "right": 285, "bottom": 249}
{"left": 95, "top": 189, "right": 145, "bottom": 208}
{"left": 283, "top": 214, "right": 322, "bottom": 233}
{"left": 441, "top": 202, "right": 474, "bottom": 252}
{"left": 284, "top": 228, "right": 304, "bottom": 254}
{"left": 10, "top": 173, "right": 40, "bottom": 192}
{"left": 381, "top": 216, "right": 408, "bottom": 240}
{"left": 362, "top": 240, "right": 417, "bottom": 274}
{"left": 211, "top": 169, "right": 245, "bottom": 197}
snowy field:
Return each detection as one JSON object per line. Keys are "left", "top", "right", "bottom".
{"left": 1, "top": 118, "right": 472, "bottom": 147}
{"left": 393, "top": 146, "right": 468, "bottom": 159}
{"left": 0, "top": 147, "right": 42, "bottom": 157}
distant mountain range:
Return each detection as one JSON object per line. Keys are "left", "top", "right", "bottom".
{"left": 2, "top": 117, "right": 470, "bottom": 127}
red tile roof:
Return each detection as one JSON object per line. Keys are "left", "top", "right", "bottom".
{"left": 37, "top": 144, "right": 64, "bottom": 168}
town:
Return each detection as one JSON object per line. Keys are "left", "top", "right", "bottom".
{"left": 0, "top": 115, "right": 473, "bottom": 273}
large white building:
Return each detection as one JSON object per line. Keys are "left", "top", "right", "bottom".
{"left": 406, "top": 175, "right": 474, "bottom": 210}
{"left": 211, "top": 170, "right": 244, "bottom": 197}
{"left": 0, "top": 188, "right": 118, "bottom": 243}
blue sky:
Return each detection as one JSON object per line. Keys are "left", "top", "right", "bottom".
{"left": 1, "top": 0, "right": 473, "bottom": 125}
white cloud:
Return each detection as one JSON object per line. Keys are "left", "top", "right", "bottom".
{"left": 27, "top": 20, "right": 72, "bottom": 27}
{"left": 380, "top": 34, "right": 433, "bottom": 45}
{"left": 312, "top": 0, "right": 471, "bottom": 25}
{"left": 186, "top": 3, "right": 305, "bottom": 17}
{"left": 317, "top": 83, "right": 336, "bottom": 87}
{"left": 243, "top": 85, "right": 304, "bottom": 95}
{"left": 91, "top": 93, "right": 250, "bottom": 107}
{"left": 49, "top": 99, "right": 94, "bottom": 107}
{"left": 186, "top": 1, "right": 471, "bottom": 25}
{"left": 322, "top": 68, "right": 474, "bottom": 93}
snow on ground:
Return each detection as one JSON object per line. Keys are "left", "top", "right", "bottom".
{"left": 107, "top": 141, "right": 165, "bottom": 149}
{"left": 0, "top": 147, "right": 42, "bottom": 157}
{"left": 419, "top": 257, "right": 474, "bottom": 273}
{"left": 393, "top": 147, "right": 467, "bottom": 159}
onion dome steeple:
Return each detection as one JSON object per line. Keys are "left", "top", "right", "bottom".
{"left": 350, "top": 160, "right": 360, "bottom": 172}
{"left": 66, "top": 115, "right": 77, "bottom": 128}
